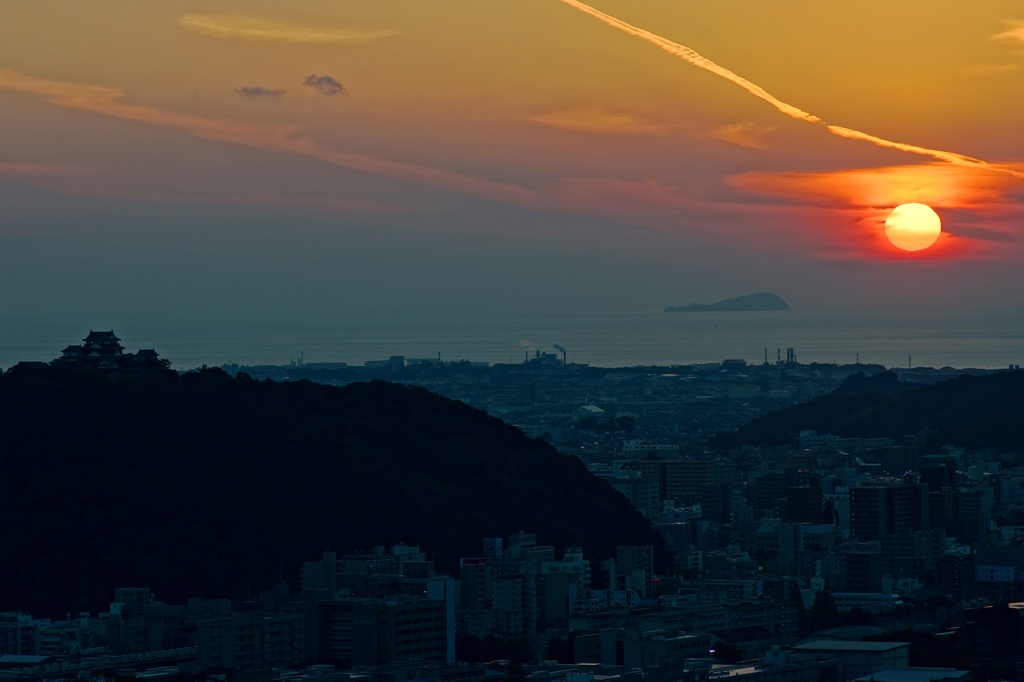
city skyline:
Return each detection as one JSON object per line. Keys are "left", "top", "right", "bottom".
{"left": 2, "top": 1, "right": 1023, "bottom": 322}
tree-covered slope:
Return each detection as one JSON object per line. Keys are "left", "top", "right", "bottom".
{"left": 0, "top": 366, "right": 657, "bottom": 615}
{"left": 711, "top": 370, "right": 1024, "bottom": 450}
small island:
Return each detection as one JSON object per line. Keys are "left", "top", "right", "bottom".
{"left": 665, "top": 292, "right": 790, "bottom": 312}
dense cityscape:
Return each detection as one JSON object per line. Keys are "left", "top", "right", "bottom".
{"left": 3, "top": 332, "right": 1024, "bottom": 682}
{"left": 5, "top": 1, "right": 1024, "bottom": 682}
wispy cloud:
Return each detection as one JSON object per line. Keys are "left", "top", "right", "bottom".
{"left": 530, "top": 107, "right": 667, "bottom": 135}
{"left": 302, "top": 75, "right": 346, "bottom": 96}
{"left": 555, "top": 0, "right": 1024, "bottom": 177}
{"left": 961, "top": 63, "right": 1020, "bottom": 77}
{"left": 964, "top": 20, "right": 1024, "bottom": 77}
{"left": 0, "top": 162, "right": 96, "bottom": 177}
{"left": 549, "top": 177, "right": 697, "bottom": 215}
{"left": 235, "top": 86, "right": 286, "bottom": 97}
{"left": 179, "top": 14, "right": 398, "bottom": 45}
{"left": 727, "top": 163, "right": 1022, "bottom": 211}
{"left": 0, "top": 67, "right": 534, "bottom": 206}
{"left": 710, "top": 122, "right": 776, "bottom": 149}
{"left": 993, "top": 21, "right": 1024, "bottom": 44}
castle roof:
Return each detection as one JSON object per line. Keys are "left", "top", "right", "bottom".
{"left": 83, "top": 330, "right": 120, "bottom": 343}
{"left": 52, "top": 331, "right": 163, "bottom": 372}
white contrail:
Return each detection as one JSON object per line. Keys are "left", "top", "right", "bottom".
{"left": 556, "top": 0, "right": 820, "bottom": 124}
{"left": 556, "top": 0, "right": 1022, "bottom": 177}
{"left": 824, "top": 126, "right": 996, "bottom": 171}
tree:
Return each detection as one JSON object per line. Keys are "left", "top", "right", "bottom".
{"left": 545, "top": 633, "right": 577, "bottom": 664}
{"left": 808, "top": 589, "right": 839, "bottom": 631}
{"left": 711, "top": 641, "right": 743, "bottom": 663}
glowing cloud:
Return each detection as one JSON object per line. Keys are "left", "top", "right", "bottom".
{"left": 0, "top": 67, "right": 534, "bottom": 206}
{"left": 728, "top": 163, "right": 1021, "bottom": 210}
{"left": 728, "top": 163, "right": 1022, "bottom": 258}
{"left": 555, "top": 0, "right": 1024, "bottom": 178}
{"left": 530, "top": 107, "right": 667, "bottom": 135}
{"left": 993, "top": 21, "right": 1024, "bottom": 44}
{"left": 710, "top": 122, "right": 776, "bottom": 149}
{"left": 178, "top": 14, "right": 399, "bottom": 44}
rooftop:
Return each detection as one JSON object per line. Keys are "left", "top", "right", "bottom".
{"left": 83, "top": 330, "right": 120, "bottom": 342}
{"left": 850, "top": 669, "right": 972, "bottom": 682}
{"left": 791, "top": 641, "right": 909, "bottom": 652}
{"left": 0, "top": 656, "right": 51, "bottom": 667}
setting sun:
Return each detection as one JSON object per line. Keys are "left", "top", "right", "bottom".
{"left": 884, "top": 203, "right": 942, "bottom": 252}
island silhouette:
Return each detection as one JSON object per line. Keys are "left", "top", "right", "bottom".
{"left": 664, "top": 292, "right": 790, "bottom": 312}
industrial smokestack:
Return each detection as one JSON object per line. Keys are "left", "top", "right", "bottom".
{"left": 553, "top": 343, "right": 567, "bottom": 366}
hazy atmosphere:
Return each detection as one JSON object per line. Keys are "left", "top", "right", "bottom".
{"left": 8, "top": 3, "right": 1024, "bottom": 675}
{"left": 2, "top": 1, "right": 1024, "bottom": 323}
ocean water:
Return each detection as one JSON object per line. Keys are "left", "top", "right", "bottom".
{"left": 2, "top": 308, "right": 1022, "bottom": 371}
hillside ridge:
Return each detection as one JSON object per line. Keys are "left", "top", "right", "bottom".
{"left": 0, "top": 365, "right": 658, "bottom": 615}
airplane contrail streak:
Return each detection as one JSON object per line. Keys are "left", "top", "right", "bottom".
{"left": 824, "top": 126, "right": 989, "bottom": 169}
{"left": 556, "top": 0, "right": 1022, "bottom": 178}
{"left": 555, "top": 0, "right": 820, "bottom": 124}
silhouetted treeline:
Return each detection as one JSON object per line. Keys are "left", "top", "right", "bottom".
{"left": 711, "top": 370, "right": 1024, "bottom": 450}
{"left": 0, "top": 365, "right": 659, "bottom": 616}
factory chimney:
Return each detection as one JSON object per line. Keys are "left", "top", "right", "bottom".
{"left": 553, "top": 343, "right": 567, "bottom": 366}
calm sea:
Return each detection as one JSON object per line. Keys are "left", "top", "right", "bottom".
{"left": 2, "top": 308, "right": 1022, "bottom": 371}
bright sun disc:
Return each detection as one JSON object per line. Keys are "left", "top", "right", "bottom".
{"left": 885, "top": 203, "right": 941, "bottom": 251}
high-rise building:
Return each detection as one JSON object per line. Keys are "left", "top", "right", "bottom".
{"left": 491, "top": 567, "right": 537, "bottom": 639}
{"left": 603, "top": 470, "right": 660, "bottom": 519}
{"left": 0, "top": 614, "right": 40, "bottom": 655}
{"left": 198, "top": 611, "right": 304, "bottom": 671}
{"left": 747, "top": 469, "right": 802, "bottom": 516}
{"left": 845, "top": 552, "right": 883, "bottom": 593}
{"left": 920, "top": 458, "right": 956, "bottom": 492}
{"left": 701, "top": 482, "right": 732, "bottom": 525}
{"left": 782, "top": 484, "right": 823, "bottom": 523}
{"left": 113, "top": 588, "right": 154, "bottom": 620}
{"left": 458, "top": 558, "right": 492, "bottom": 610}
{"left": 301, "top": 552, "right": 337, "bottom": 594}
{"left": 638, "top": 459, "right": 715, "bottom": 504}
{"left": 849, "top": 483, "right": 928, "bottom": 541}
{"left": 616, "top": 545, "right": 655, "bottom": 597}
{"left": 309, "top": 596, "right": 450, "bottom": 667}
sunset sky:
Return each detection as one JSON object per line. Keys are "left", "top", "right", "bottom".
{"left": 2, "top": 0, "right": 1024, "bottom": 322}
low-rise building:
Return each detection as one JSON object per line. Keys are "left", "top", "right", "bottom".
{"left": 789, "top": 641, "right": 909, "bottom": 682}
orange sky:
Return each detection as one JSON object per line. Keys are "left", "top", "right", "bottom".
{"left": 1, "top": 0, "right": 1023, "bottom": 318}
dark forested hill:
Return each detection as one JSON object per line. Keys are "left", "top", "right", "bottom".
{"left": 0, "top": 366, "right": 658, "bottom": 615}
{"left": 711, "top": 370, "right": 1024, "bottom": 450}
